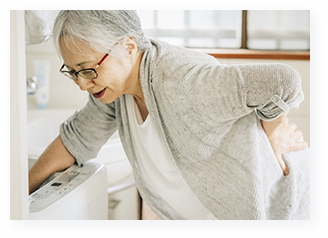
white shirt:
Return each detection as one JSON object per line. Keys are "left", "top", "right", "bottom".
{"left": 125, "top": 94, "right": 216, "bottom": 220}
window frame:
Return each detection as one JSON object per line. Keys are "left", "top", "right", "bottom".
{"left": 202, "top": 10, "right": 309, "bottom": 60}
{"left": 140, "top": 10, "right": 310, "bottom": 60}
{"left": 193, "top": 48, "right": 310, "bottom": 60}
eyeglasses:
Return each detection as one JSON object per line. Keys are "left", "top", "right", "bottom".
{"left": 59, "top": 43, "right": 118, "bottom": 81}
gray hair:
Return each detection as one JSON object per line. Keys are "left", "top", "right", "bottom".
{"left": 52, "top": 10, "right": 151, "bottom": 57}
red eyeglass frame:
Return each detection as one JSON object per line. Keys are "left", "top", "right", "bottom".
{"left": 59, "top": 42, "right": 118, "bottom": 81}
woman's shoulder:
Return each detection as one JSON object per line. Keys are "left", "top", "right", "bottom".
{"left": 148, "top": 38, "right": 219, "bottom": 80}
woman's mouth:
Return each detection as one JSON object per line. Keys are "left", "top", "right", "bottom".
{"left": 92, "top": 88, "right": 106, "bottom": 99}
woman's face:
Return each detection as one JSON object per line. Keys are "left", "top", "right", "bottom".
{"left": 59, "top": 36, "right": 141, "bottom": 104}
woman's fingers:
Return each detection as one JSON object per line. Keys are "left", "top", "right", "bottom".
{"left": 289, "top": 124, "right": 308, "bottom": 150}
{"left": 291, "top": 141, "right": 308, "bottom": 151}
{"left": 292, "top": 129, "right": 303, "bottom": 140}
{"left": 284, "top": 115, "right": 289, "bottom": 125}
{"left": 288, "top": 122, "right": 297, "bottom": 131}
{"left": 275, "top": 153, "right": 289, "bottom": 176}
{"left": 261, "top": 112, "right": 308, "bottom": 176}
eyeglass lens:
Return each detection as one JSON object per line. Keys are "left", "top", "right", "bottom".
{"left": 63, "top": 69, "right": 98, "bottom": 80}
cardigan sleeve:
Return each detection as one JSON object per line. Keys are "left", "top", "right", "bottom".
{"left": 59, "top": 94, "right": 117, "bottom": 165}
{"left": 233, "top": 63, "right": 304, "bottom": 121}
{"left": 182, "top": 62, "right": 304, "bottom": 124}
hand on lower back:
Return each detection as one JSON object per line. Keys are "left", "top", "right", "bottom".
{"left": 261, "top": 111, "right": 308, "bottom": 176}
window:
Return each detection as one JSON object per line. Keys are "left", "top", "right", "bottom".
{"left": 247, "top": 10, "right": 310, "bottom": 50}
{"left": 138, "top": 10, "right": 242, "bottom": 49}
{"left": 137, "top": 10, "right": 310, "bottom": 51}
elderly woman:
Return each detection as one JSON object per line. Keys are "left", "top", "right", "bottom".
{"left": 29, "top": 10, "right": 310, "bottom": 220}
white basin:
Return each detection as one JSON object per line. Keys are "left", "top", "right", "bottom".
{"left": 27, "top": 109, "right": 134, "bottom": 187}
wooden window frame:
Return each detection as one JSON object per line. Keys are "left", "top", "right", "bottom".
{"left": 193, "top": 48, "right": 310, "bottom": 60}
{"left": 142, "top": 10, "right": 310, "bottom": 60}
{"left": 195, "top": 10, "right": 310, "bottom": 60}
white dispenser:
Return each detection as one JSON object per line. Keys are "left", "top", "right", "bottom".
{"left": 33, "top": 60, "right": 50, "bottom": 109}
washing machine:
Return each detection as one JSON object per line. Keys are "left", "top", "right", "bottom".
{"left": 26, "top": 110, "right": 137, "bottom": 220}
{"left": 28, "top": 158, "right": 108, "bottom": 220}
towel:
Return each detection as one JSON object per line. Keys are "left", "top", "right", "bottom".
{"left": 25, "top": 10, "right": 59, "bottom": 45}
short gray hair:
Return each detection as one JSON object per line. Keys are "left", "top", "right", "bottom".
{"left": 52, "top": 10, "right": 151, "bottom": 57}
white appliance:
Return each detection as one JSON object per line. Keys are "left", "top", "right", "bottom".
{"left": 27, "top": 109, "right": 139, "bottom": 220}
{"left": 28, "top": 158, "right": 108, "bottom": 220}
{"left": 27, "top": 109, "right": 134, "bottom": 187}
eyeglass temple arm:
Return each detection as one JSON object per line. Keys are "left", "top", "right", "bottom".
{"left": 59, "top": 64, "right": 65, "bottom": 72}
{"left": 96, "top": 54, "right": 109, "bottom": 69}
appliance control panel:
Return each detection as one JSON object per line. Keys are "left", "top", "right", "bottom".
{"left": 29, "top": 162, "right": 103, "bottom": 213}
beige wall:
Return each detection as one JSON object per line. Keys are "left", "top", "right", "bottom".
{"left": 26, "top": 41, "right": 310, "bottom": 145}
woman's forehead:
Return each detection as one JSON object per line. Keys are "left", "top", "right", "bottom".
{"left": 59, "top": 36, "right": 95, "bottom": 54}
{"left": 59, "top": 36, "right": 100, "bottom": 67}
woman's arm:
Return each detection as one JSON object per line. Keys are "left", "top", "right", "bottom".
{"left": 261, "top": 111, "right": 308, "bottom": 175}
{"left": 60, "top": 94, "right": 118, "bottom": 165}
{"left": 180, "top": 62, "right": 304, "bottom": 125}
{"left": 198, "top": 63, "right": 306, "bottom": 175}
{"left": 29, "top": 95, "right": 118, "bottom": 194}
{"left": 29, "top": 135, "right": 75, "bottom": 194}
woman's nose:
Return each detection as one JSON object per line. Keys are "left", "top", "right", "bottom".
{"left": 75, "top": 75, "right": 94, "bottom": 91}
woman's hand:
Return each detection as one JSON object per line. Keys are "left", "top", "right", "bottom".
{"left": 261, "top": 111, "right": 308, "bottom": 176}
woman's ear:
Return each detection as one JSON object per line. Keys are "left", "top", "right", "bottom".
{"left": 123, "top": 36, "right": 137, "bottom": 57}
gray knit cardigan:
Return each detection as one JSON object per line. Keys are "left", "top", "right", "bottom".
{"left": 60, "top": 39, "right": 310, "bottom": 220}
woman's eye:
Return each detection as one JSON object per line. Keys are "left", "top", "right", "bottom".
{"left": 79, "top": 70, "right": 97, "bottom": 79}
{"left": 82, "top": 70, "right": 94, "bottom": 76}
